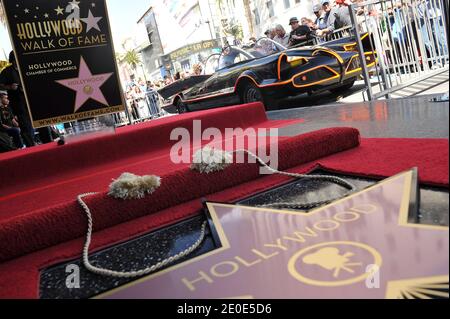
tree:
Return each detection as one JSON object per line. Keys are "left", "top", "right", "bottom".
{"left": 0, "top": 0, "right": 5, "bottom": 26}
{"left": 242, "top": 0, "right": 254, "bottom": 37}
{"left": 122, "top": 50, "right": 141, "bottom": 71}
{"left": 221, "top": 15, "right": 244, "bottom": 42}
{"left": 0, "top": 60, "right": 9, "bottom": 72}
{"left": 216, "top": 0, "right": 253, "bottom": 40}
{"left": 1, "top": 0, "right": 9, "bottom": 63}
{"left": 223, "top": 22, "right": 243, "bottom": 40}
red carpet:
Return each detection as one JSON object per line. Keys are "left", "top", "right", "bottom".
{"left": 0, "top": 102, "right": 448, "bottom": 299}
{"left": 0, "top": 127, "right": 360, "bottom": 262}
{"left": 0, "top": 137, "right": 447, "bottom": 299}
{"left": 0, "top": 102, "right": 304, "bottom": 219}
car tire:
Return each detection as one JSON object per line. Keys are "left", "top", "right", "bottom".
{"left": 241, "top": 83, "right": 278, "bottom": 110}
{"left": 242, "top": 82, "right": 263, "bottom": 104}
{"left": 329, "top": 79, "right": 356, "bottom": 95}
{"left": 176, "top": 99, "right": 188, "bottom": 114}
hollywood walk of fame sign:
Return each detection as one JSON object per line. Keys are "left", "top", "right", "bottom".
{"left": 2, "top": 0, "right": 124, "bottom": 128}
{"left": 99, "top": 169, "right": 449, "bottom": 299}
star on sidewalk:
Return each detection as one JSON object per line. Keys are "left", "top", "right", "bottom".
{"left": 99, "top": 170, "right": 449, "bottom": 299}
{"left": 81, "top": 10, "right": 103, "bottom": 33}
{"left": 56, "top": 57, "right": 113, "bottom": 113}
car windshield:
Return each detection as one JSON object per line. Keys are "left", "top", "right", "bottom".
{"left": 218, "top": 46, "right": 253, "bottom": 69}
{"left": 217, "top": 38, "right": 286, "bottom": 70}
{"left": 246, "top": 37, "right": 286, "bottom": 57}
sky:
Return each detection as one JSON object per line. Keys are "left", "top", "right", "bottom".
{"left": 0, "top": 0, "right": 154, "bottom": 59}
{"left": 106, "top": 0, "right": 153, "bottom": 48}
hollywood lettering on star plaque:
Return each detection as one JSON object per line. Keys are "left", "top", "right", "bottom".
{"left": 99, "top": 169, "right": 449, "bottom": 299}
{"left": 2, "top": 0, "right": 125, "bottom": 127}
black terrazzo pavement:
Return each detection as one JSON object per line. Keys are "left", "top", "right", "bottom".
{"left": 40, "top": 172, "right": 448, "bottom": 299}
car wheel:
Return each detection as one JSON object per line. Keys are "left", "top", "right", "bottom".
{"left": 241, "top": 83, "right": 279, "bottom": 110}
{"left": 242, "top": 82, "right": 263, "bottom": 104}
{"left": 176, "top": 99, "right": 188, "bottom": 114}
{"left": 329, "top": 79, "right": 356, "bottom": 95}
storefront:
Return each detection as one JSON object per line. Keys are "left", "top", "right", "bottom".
{"left": 161, "top": 39, "right": 221, "bottom": 76}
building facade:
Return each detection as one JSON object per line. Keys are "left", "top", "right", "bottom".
{"left": 249, "top": 0, "right": 316, "bottom": 38}
{"left": 138, "top": 1, "right": 230, "bottom": 79}
{"left": 133, "top": 0, "right": 319, "bottom": 81}
{"left": 161, "top": 39, "right": 222, "bottom": 76}
{"left": 137, "top": 7, "right": 171, "bottom": 81}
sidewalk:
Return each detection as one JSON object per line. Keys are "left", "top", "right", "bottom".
{"left": 269, "top": 93, "right": 449, "bottom": 139}
{"left": 340, "top": 68, "right": 449, "bottom": 103}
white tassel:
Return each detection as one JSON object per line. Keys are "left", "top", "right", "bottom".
{"left": 191, "top": 147, "right": 233, "bottom": 174}
{"left": 108, "top": 173, "right": 161, "bottom": 200}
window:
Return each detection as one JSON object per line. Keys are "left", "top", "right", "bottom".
{"left": 253, "top": 8, "right": 260, "bottom": 25}
{"left": 284, "top": 0, "right": 291, "bottom": 9}
{"left": 266, "top": 1, "right": 275, "bottom": 18}
{"left": 147, "top": 30, "right": 154, "bottom": 45}
{"left": 204, "top": 54, "right": 220, "bottom": 75}
{"left": 219, "top": 48, "right": 251, "bottom": 69}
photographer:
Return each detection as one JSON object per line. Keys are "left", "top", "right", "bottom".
{"left": 0, "top": 92, "right": 24, "bottom": 149}
{"left": 0, "top": 52, "right": 35, "bottom": 147}
{"left": 288, "top": 17, "right": 314, "bottom": 48}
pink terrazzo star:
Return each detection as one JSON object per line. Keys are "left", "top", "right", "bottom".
{"left": 56, "top": 56, "right": 113, "bottom": 112}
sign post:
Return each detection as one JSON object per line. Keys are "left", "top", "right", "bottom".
{"left": 1, "top": 0, "right": 125, "bottom": 128}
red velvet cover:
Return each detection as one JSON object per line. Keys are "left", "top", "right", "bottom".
{"left": 0, "top": 102, "right": 304, "bottom": 219}
{"left": 0, "top": 102, "right": 447, "bottom": 299}
{"left": 0, "top": 127, "right": 360, "bottom": 262}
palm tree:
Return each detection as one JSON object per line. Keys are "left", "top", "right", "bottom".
{"left": 216, "top": 0, "right": 225, "bottom": 15}
{"left": 242, "top": 0, "right": 254, "bottom": 37}
{"left": 0, "top": 0, "right": 9, "bottom": 62}
{"left": 122, "top": 50, "right": 141, "bottom": 72}
{"left": 217, "top": 0, "right": 254, "bottom": 39}
{"left": 115, "top": 52, "right": 123, "bottom": 63}
{"left": 223, "top": 23, "right": 243, "bottom": 41}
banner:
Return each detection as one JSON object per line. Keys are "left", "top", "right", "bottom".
{"left": 2, "top": 0, "right": 125, "bottom": 128}
{"left": 169, "top": 39, "right": 221, "bottom": 61}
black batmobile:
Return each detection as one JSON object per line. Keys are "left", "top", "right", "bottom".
{"left": 158, "top": 35, "right": 376, "bottom": 113}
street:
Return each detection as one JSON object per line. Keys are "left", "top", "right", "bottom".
{"left": 276, "top": 82, "right": 368, "bottom": 109}
{"left": 269, "top": 93, "right": 449, "bottom": 138}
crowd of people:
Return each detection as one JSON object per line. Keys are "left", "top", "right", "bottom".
{"left": 261, "top": 0, "right": 447, "bottom": 63}
{"left": 122, "top": 63, "right": 202, "bottom": 123}
{"left": 123, "top": 79, "right": 159, "bottom": 123}
{"left": 262, "top": 0, "right": 355, "bottom": 49}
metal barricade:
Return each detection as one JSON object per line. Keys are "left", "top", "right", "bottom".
{"left": 348, "top": 0, "right": 449, "bottom": 100}
{"left": 145, "top": 90, "right": 162, "bottom": 118}
{"left": 290, "top": 38, "right": 318, "bottom": 48}
{"left": 52, "top": 91, "right": 163, "bottom": 131}
{"left": 289, "top": 27, "right": 352, "bottom": 48}
{"left": 113, "top": 90, "right": 162, "bottom": 127}
{"left": 328, "top": 26, "right": 353, "bottom": 41}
